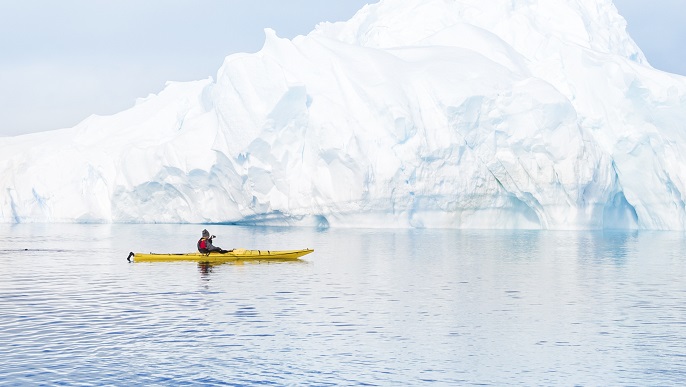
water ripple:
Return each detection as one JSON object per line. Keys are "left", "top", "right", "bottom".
{"left": 1, "top": 226, "right": 686, "bottom": 385}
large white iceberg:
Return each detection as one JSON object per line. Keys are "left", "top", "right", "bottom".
{"left": 2, "top": 0, "right": 686, "bottom": 229}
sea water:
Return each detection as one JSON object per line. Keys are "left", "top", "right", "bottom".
{"left": 0, "top": 224, "right": 685, "bottom": 385}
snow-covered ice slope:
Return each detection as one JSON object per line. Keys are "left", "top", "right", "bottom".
{"left": 2, "top": 0, "right": 686, "bottom": 229}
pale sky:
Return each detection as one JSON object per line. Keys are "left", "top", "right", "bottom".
{"left": 0, "top": 0, "right": 683, "bottom": 136}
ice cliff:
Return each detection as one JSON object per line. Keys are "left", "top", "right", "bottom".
{"left": 2, "top": 0, "right": 686, "bottom": 229}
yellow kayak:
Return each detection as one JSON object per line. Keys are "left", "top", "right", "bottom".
{"left": 127, "top": 248, "right": 314, "bottom": 263}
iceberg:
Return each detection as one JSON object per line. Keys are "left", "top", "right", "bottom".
{"left": 2, "top": 0, "right": 686, "bottom": 230}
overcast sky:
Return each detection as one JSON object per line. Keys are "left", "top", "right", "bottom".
{"left": 0, "top": 0, "right": 684, "bottom": 137}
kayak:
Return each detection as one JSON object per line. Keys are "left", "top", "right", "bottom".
{"left": 127, "top": 248, "right": 314, "bottom": 263}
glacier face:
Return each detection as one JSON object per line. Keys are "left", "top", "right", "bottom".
{"left": 2, "top": 0, "right": 686, "bottom": 229}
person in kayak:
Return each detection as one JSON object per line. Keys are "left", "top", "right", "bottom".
{"left": 197, "top": 229, "right": 231, "bottom": 254}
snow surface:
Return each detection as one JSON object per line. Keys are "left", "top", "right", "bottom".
{"left": 2, "top": 0, "right": 686, "bottom": 229}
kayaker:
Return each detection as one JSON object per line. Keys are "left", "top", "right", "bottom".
{"left": 197, "top": 229, "right": 230, "bottom": 254}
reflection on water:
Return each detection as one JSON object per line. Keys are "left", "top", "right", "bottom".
{"left": 197, "top": 262, "right": 213, "bottom": 278}
{"left": 196, "top": 259, "right": 308, "bottom": 280}
{"left": 0, "top": 224, "right": 685, "bottom": 385}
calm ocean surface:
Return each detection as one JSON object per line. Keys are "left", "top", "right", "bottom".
{"left": 1, "top": 224, "right": 685, "bottom": 386}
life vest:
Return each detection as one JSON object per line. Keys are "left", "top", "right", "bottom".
{"left": 197, "top": 237, "right": 208, "bottom": 252}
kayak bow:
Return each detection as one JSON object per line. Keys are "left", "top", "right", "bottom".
{"left": 127, "top": 248, "right": 313, "bottom": 263}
